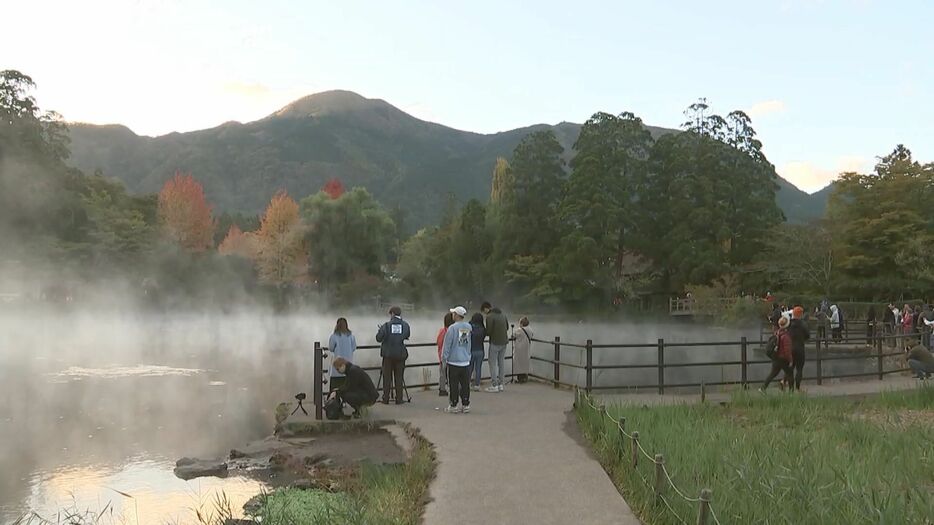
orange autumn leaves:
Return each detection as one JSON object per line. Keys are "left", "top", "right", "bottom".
{"left": 159, "top": 172, "right": 309, "bottom": 286}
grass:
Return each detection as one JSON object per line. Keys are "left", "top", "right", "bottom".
{"left": 576, "top": 385, "right": 934, "bottom": 524}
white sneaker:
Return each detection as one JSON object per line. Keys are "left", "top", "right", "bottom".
{"left": 484, "top": 386, "right": 499, "bottom": 393}
{"left": 462, "top": 405, "right": 470, "bottom": 414}
{"left": 497, "top": 384, "right": 505, "bottom": 392}
{"left": 443, "top": 405, "right": 461, "bottom": 414}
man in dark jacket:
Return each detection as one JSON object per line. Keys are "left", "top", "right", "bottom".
{"left": 481, "top": 301, "right": 509, "bottom": 392}
{"left": 376, "top": 306, "right": 411, "bottom": 404}
{"left": 906, "top": 342, "right": 934, "bottom": 380}
{"left": 919, "top": 305, "right": 934, "bottom": 349}
{"left": 328, "top": 357, "right": 379, "bottom": 417}
{"left": 787, "top": 306, "right": 810, "bottom": 391}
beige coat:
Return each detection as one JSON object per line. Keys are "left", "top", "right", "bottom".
{"left": 512, "top": 326, "right": 532, "bottom": 375}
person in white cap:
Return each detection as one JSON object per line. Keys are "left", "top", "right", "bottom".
{"left": 441, "top": 306, "right": 473, "bottom": 413}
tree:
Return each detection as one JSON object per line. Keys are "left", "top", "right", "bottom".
{"left": 157, "top": 171, "right": 215, "bottom": 251}
{"left": 255, "top": 191, "right": 307, "bottom": 286}
{"left": 322, "top": 178, "right": 345, "bottom": 200}
{"left": 300, "top": 187, "right": 395, "bottom": 294}
{"left": 218, "top": 224, "right": 257, "bottom": 259}
{"left": 755, "top": 222, "right": 834, "bottom": 295}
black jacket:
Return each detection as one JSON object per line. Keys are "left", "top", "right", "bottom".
{"left": 470, "top": 321, "right": 486, "bottom": 353}
{"left": 376, "top": 316, "right": 410, "bottom": 360}
{"left": 788, "top": 319, "right": 810, "bottom": 354}
{"left": 339, "top": 363, "right": 379, "bottom": 403}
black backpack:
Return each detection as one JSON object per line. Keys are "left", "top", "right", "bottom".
{"left": 325, "top": 396, "right": 344, "bottom": 420}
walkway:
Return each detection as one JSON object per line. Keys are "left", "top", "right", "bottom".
{"left": 376, "top": 383, "right": 641, "bottom": 525}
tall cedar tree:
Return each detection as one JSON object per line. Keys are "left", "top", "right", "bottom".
{"left": 157, "top": 171, "right": 215, "bottom": 251}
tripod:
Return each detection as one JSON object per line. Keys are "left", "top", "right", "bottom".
{"left": 291, "top": 392, "right": 308, "bottom": 416}
{"left": 376, "top": 365, "right": 412, "bottom": 403}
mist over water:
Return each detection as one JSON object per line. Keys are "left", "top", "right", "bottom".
{"left": 0, "top": 304, "right": 878, "bottom": 523}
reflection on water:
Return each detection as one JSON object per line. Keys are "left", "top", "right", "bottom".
{"left": 22, "top": 458, "right": 266, "bottom": 525}
{"left": 48, "top": 365, "right": 207, "bottom": 381}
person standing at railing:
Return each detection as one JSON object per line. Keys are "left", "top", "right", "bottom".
{"left": 760, "top": 317, "right": 794, "bottom": 392}
{"left": 436, "top": 312, "right": 454, "bottom": 397}
{"left": 788, "top": 307, "right": 810, "bottom": 391}
{"left": 512, "top": 317, "right": 532, "bottom": 384}
{"left": 468, "top": 312, "right": 487, "bottom": 391}
{"left": 901, "top": 304, "right": 914, "bottom": 337}
{"left": 815, "top": 304, "right": 829, "bottom": 340}
{"left": 376, "top": 305, "right": 410, "bottom": 405}
{"left": 830, "top": 305, "right": 842, "bottom": 343}
{"left": 920, "top": 305, "right": 934, "bottom": 349}
{"left": 442, "top": 306, "right": 473, "bottom": 413}
{"left": 866, "top": 306, "right": 877, "bottom": 342}
{"left": 328, "top": 318, "right": 357, "bottom": 393}
{"left": 482, "top": 301, "right": 510, "bottom": 392}
{"left": 883, "top": 304, "right": 896, "bottom": 346}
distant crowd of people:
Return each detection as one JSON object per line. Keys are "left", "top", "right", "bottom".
{"left": 762, "top": 300, "right": 934, "bottom": 391}
{"left": 324, "top": 303, "right": 533, "bottom": 418}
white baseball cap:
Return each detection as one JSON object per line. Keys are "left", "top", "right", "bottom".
{"left": 449, "top": 306, "right": 467, "bottom": 317}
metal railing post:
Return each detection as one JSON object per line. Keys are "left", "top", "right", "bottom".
{"left": 657, "top": 338, "right": 665, "bottom": 395}
{"left": 313, "top": 341, "right": 324, "bottom": 420}
{"left": 815, "top": 337, "right": 823, "bottom": 386}
{"left": 586, "top": 339, "right": 593, "bottom": 394}
{"left": 554, "top": 336, "right": 560, "bottom": 389}
{"left": 740, "top": 337, "right": 748, "bottom": 389}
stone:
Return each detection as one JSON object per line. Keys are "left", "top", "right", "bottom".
{"left": 229, "top": 448, "right": 248, "bottom": 459}
{"left": 173, "top": 457, "right": 228, "bottom": 480}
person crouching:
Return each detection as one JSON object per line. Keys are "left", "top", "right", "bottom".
{"left": 328, "top": 357, "right": 378, "bottom": 418}
{"left": 441, "top": 306, "right": 473, "bottom": 413}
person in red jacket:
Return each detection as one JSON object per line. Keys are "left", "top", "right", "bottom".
{"left": 436, "top": 312, "right": 454, "bottom": 397}
{"left": 760, "top": 316, "right": 794, "bottom": 392}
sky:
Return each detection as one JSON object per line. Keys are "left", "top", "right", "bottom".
{"left": 3, "top": 0, "right": 932, "bottom": 193}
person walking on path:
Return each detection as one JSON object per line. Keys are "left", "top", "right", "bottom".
{"left": 468, "top": 312, "right": 486, "bottom": 391}
{"left": 830, "top": 304, "right": 842, "bottom": 343}
{"left": 328, "top": 318, "right": 357, "bottom": 392}
{"left": 376, "top": 306, "right": 410, "bottom": 405}
{"left": 327, "top": 357, "right": 378, "bottom": 418}
{"left": 788, "top": 306, "right": 810, "bottom": 391}
{"left": 905, "top": 342, "right": 934, "bottom": 380}
{"left": 760, "top": 316, "right": 794, "bottom": 392}
{"left": 441, "top": 306, "right": 473, "bottom": 413}
{"left": 482, "top": 302, "right": 509, "bottom": 392}
{"left": 512, "top": 317, "right": 532, "bottom": 383}
{"left": 436, "top": 312, "right": 454, "bottom": 397}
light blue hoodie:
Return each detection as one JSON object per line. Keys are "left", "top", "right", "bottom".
{"left": 442, "top": 321, "right": 472, "bottom": 367}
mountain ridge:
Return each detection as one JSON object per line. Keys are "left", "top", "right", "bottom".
{"left": 65, "top": 90, "right": 830, "bottom": 230}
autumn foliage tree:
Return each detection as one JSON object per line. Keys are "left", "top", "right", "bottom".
{"left": 322, "top": 178, "right": 345, "bottom": 200}
{"left": 255, "top": 191, "right": 307, "bottom": 286}
{"left": 218, "top": 224, "right": 256, "bottom": 259}
{"left": 157, "top": 171, "right": 214, "bottom": 251}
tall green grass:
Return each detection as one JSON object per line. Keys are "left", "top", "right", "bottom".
{"left": 577, "top": 386, "right": 934, "bottom": 524}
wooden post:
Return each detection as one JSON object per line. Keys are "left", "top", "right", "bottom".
{"left": 696, "top": 488, "right": 712, "bottom": 525}
{"left": 554, "top": 336, "right": 561, "bottom": 389}
{"left": 740, "top": 337, "right": 748, "bottom": 389}
{"left": 700, "top": 381, "right": 706, "bottom": 403}
{"left": 654, "top": 454, "right": 666, "bottom": 504}
{"left": 657, "top": 339, "right": 665, "bottom": 395}
{"left": 815, "top": 337, "right": 823, "bottom": 386}
{"left": 586, "top": 339, "right": 593, "bottom": 394}
{"left": 631, "top": 431, "right": 640, "bottom": 469}
{"left": 313, "top": 341, "right": 324, "bottom": 420}
{"left": 618, "top": 418, "right": 627, "bottom": 459}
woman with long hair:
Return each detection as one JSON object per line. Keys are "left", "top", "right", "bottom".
{"left": 436, "top": 312, "right": 455, "bottom": 397}
{"left": 329, "top": 317, "right": 357, "bottom": 392}
{"left": 469, "top": 312, "right": 487, "bottom": 391}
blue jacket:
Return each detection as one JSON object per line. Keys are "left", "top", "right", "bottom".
{"left": 328, "top": 332, "right": 357, "bottom": 377}
{"left": 376, "top": 316, "right": 410, "bottom": 360}
{"left": 442, "top": 321, "right": 472, "bottom": 366}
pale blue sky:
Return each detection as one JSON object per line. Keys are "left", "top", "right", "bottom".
{"left": 4, "top": 0, "right": 931, "bottom": 191}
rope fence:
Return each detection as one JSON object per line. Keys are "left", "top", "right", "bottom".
{"left": 576, "top": 387, "right": 723, "bottom": 525}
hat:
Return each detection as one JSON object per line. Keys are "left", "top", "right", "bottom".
{"left": 778, "top": 316, "right": 790, "bottom": 328}
{"left": 449, "top": 306, "right": 467, "bottom": 317}
{"left": 792, "top": 306, "right": 804, "bottom": 319}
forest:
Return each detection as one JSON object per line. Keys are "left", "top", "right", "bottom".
{"left": 2, "top": 69, "right": 932, "bottom": 311}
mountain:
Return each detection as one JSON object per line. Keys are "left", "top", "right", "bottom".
{"left": 66, "top": 90, "right": 829, "bottom": 232}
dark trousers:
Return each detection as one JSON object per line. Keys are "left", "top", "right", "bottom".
{"left": 447, "top": 364, "right": 470, "bottom": 407}
{"left": 381, "top": 357, "right": 405, "bottom": 403}
{"left": 762, "top": 358, "right": 793, "bottom": 390}
{"left": 341, "top": 389, "right": 377, "bottom": 413}
{"left": 831, "top": 327, "right": 842, "bottom": 342}
{"left": 791, "top": 348, "right": 805, "bottom": 390}
{"left": 817, "top": 325, "right": 827, "bottom": 340}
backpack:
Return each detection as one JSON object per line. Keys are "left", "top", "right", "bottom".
{"left": 765, "top": 335, "right": 778, "bottom": 359}
{"left": 325, "top": 396, "right": 344, "bottom": 420}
